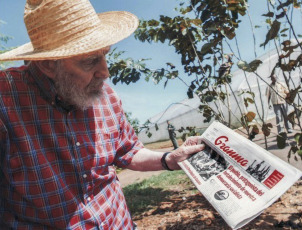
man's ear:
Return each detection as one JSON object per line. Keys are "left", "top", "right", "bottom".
{"left": 34, "top": 60, "right": 58, "bottom": 79}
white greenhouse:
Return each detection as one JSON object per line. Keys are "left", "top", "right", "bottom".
{"left": 138, "top": 42, "right": 302, "bottom": 144}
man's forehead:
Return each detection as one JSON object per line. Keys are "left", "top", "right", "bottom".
{"left": 76, "top": 46, "right": 111, "bottom": 59}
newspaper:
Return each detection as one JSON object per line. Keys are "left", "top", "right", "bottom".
{"left": 178, "top": 121, "right": 302, "bottom": 229}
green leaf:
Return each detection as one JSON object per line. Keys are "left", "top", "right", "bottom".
{"left": 286, "top": 86, "right": 301, "bottom": 104}
{"left": 237, "top": 60, "right": 248, "bottom": 70}
{"left": 265, "top": 18, "right": 272, "bottom": 24}
{"left": 148, "top": 20, "right": 160, "bottom": 27}
{"left": 262, "top": 123, "right": 273, "bottom": 136}
{"left": 237, "top": 60, "right": 262, "bottom": 72}
{"left": 200, "top": 43, "right": 213, "bottom": 55}
{"left": 190, "top": 19, "right": 202, "bottom": 26}
{"left": 220, "top": 27, "right": 236, "bottom": 40}
{"left": 166, "top": 62, "right": 176, "bottom": 69}
{"left": 280, "top": 28, "right": 289, "bottom": 33}
{"left": 262, "top": 12, "right": 274, "bottom": 17}
{"left": 244, "top": 97, "right": 255, "bottom": 107}
{"left": 294, "top": 133, "right": 302, "bottom": 145}
{"left": 248, "top": 60, "right": 263, "bottom": 72}
{"left": 180, "top": 6, "right": 192, "bottom": 14}
{"left": 251, "top": 125, "right": 260, "bottom": 134}
{"left": 293, "top": 0, "right": 301, "bottom": 8}
{"left": 288, "top": 111, "right": 296, "bottom": 127}
{"left": 260, "top": 20, "right": 281, "bottom": 48}
{"left": 246, "top": 111, "right": 256, "bottom": 122}
{"left": 164, "top": 79, "right": 168, "bottom": 89}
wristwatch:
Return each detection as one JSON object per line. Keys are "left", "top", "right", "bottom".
{"left": 161, "top": 152, "right": 174, "bottom": 171}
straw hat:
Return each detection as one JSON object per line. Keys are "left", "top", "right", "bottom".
{"left": 0, "top": 0, "right": 139, "bottom": 61}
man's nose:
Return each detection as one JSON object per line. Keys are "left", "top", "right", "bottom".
{"left": 94, "top": 58, "right": 110, "bottom": 79}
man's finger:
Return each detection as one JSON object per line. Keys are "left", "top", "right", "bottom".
{"left": 172, "top": 144, "right": 205, "bottom": 164}
{"left": 184, "top": 144, "right": 205, "bottom": 155}
{"left": 184, "top": 136, "right": 203, "bottom": 146}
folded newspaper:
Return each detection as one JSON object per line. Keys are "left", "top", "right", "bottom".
{"left": 178, "top": 121, "right": 302, "bottom": 229}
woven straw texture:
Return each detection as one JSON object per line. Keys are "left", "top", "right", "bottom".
{"left": 0, "top": 0, "right": 139, "bottom": 61}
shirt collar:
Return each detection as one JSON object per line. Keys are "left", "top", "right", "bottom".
{"left": 28, "top": 62, "right": 75, "bottom": 113}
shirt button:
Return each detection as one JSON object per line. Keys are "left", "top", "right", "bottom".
{"left": 83, "top": 174, "right": 87, "bottom": 178}
{"left": 87, "top": 197, "right": 91, "bottom": 201}
{"left": 76, "top": 142, "right": 80, "bottom": 146}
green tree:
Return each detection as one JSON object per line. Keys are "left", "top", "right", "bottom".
{"left": 108, "top": 0, "right": 302, "bottom": 160}
{"left": 125, "top": 111, "right": 140, "bottom": 135}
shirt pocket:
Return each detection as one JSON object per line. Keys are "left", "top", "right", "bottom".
{"left": 94, "top": 129, "right": 120, "bottom": 166}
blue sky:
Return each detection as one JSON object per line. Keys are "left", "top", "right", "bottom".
{"left": 1, "top": 0, "right": 301, "bottom": 123}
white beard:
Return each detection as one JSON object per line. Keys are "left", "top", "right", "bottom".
{"left": 54, "top": 63, "right": 104, "bottom": 110}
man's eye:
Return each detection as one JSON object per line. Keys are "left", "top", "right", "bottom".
{"left": 84, "top": 58, "right": 99, "bottom": 66}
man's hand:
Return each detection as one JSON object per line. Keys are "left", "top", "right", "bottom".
{"left": 128, "top": 137, "right": 204, "bottom": 172}
{"left": 165, "top": 136, "right": 204, "bottom": 170}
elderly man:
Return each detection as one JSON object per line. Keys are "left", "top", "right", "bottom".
{"left": 266, "top": 74, "right": 293, "bottom": 134}
{"left": 0, "top": 0, "right": 204, "bottom": 229}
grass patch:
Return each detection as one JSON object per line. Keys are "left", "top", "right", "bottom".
{"left": 144, "top": 138, "right": 183, "bottom": 150}
{"left": 123, "top": 170, "right": 196, "bottom": 216}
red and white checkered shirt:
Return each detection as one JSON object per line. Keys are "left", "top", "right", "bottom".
{"left": 0, "top": 64, "right": 144, "bottom": 229}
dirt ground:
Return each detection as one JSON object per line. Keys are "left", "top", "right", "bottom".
{"left": 133, "top": 180, "right": 302, "bottom": 230}
{"left": 118, "top": 136, "right": 302, "bottom": 230}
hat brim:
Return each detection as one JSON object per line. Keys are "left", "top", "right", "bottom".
{"left": 0, "top": 11, "right": 139, "bottom": 61}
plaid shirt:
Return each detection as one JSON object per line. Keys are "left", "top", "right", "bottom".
{"left": 0, "top": 64, "right": 143, "bottom": 229}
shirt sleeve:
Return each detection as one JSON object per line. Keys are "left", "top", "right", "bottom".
{"left": 113, "top": 101, "right": 144, "bottom": 168}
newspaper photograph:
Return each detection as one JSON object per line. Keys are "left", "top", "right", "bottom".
{"left": 178, "top": 121, "right": 302, "bottom": 229}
